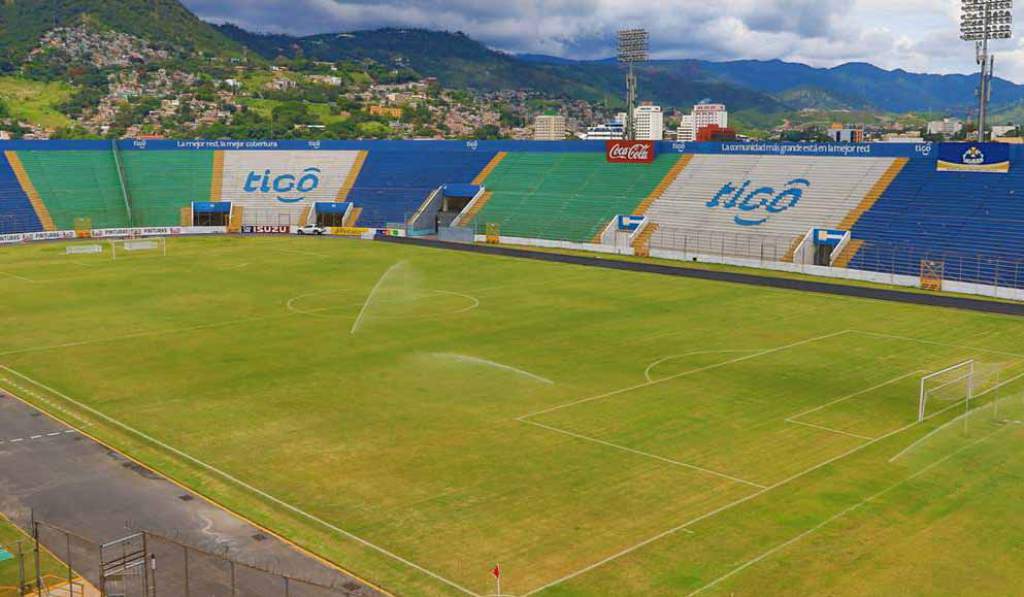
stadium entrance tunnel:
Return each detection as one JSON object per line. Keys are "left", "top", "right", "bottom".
{"left": 315, "top": 202, "right": 353, "bottom": 227}
{"left": 191, "top": 201, "right": 231, "bottom": 227}
{"left": 436, "top": 184, "right": 482, "bottom": 230}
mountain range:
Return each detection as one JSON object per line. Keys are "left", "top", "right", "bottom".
{"left": 215, "top": 25, "right": 1024, "bottom": 120}
{"left": 3, "top": 0, "right": 1023, "bottom": 123}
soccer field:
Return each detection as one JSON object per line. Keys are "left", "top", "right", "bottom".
{"left": 2, "top": 236, "right": 1024, "bottom": 596}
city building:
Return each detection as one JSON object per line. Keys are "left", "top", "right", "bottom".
{"left": 992, "top": 124, "right": 1016, "bottom": 138}
{"left": 610, "top": 104, "right": 664, "bottom": 140}
{"left": 926, "top": 118, "right": 964, "bottom": 137}
{"left": 880, "top": 132, "right": 926, "bottom": 143}
{"left": 676, "top": 102, "right": 728, "bottom": 142}
{"left": 828, "top": 123, "right": 865, "bottom": 143}
{"left": 696, "top": 124, "right": 737, "bottom": 142}
{"left": 533, "top": 114, "right": 567, "bottom": 141}
{"left": 582, "top": 121, "right": 625, "bottom": 140}
{"left": 620, "top": 103, "right": 664, "bottom": 140}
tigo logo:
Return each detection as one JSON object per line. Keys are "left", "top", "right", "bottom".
{"left": 705, "top": 178, "right": 810, "bottom": 227}
{"left": 243, "top": 168, "right": 322, "bottom": 203}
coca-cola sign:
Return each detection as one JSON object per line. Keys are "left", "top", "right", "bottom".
{"left": 606, "top": 140, "right": 655, "bottom": 163}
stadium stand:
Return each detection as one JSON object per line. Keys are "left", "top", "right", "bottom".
{"left": 215, "top": 150, "right": 363, "bottom": 227}
{"left": 645, "top": 155, "right": 902, "bottom": 260}
{"left": 12, "top": 150, "right": 129, "bottom": 230}
{"left": 848, "top": 159, "right": 1024, "bottom": 286}
{"left": 0, "top": 152, "right": 45, "bottom": 233}
{"left": 0, "top": 140, "right": 1021, "bottom": 292}
{"left": 346, "top": 150, "right": 497, "bottom": 228}
{"left": 121, "top": 151, "right": 215, "bottom": 227}
{"left": 471, "top": 152, "right": 681, "bottom": 242}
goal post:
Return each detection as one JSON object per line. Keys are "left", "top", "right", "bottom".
{"left": 109, "top": 237, "right": 167, "bottom": 260}
{"left": 919, "top": 360, "right": 975, "bottom": 422}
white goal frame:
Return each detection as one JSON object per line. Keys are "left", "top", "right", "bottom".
{"left": 919, "top": 360, "right": 975, "bottom": 422}
{"left": 109, "top": 237, "right": 167, "bottom": 260}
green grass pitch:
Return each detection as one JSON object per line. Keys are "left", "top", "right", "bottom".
{"left": 1, "top": 235, "right": 1024, "bottom": 596}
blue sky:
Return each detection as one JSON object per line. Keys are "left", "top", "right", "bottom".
{"left": 183, "top": 0, "right": 1024, "bottom": 82}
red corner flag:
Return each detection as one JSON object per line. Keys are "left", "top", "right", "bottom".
{"left": 491, "top": 564, "right": 501, "bottom": 579}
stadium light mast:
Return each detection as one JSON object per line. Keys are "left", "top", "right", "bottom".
{"left": 962, "top": 0, "right": 1014, "bottom": 142}
{"left": 617, "top": 29, "right": 649, "bottom": 141}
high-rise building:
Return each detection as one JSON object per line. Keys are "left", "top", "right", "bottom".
{"left": 676, "top": 103, "right": 728, "bottom": 142}
{"left": 613, "top": 104, "right": 663, "bottom": 140}
{"left": 533, "top": 115, "right": 567, "bottom": 141}
{"left": 926, "top": 118, "right": 964, "bottom": 137}
{"left": 633, "top": 104, "right": 664, "bottom": 141}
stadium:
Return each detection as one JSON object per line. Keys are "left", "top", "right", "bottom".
{"left": 2, "top": 136, "right": 1024, "bottom": 597}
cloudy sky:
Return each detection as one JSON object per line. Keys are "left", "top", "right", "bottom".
{"left": 182, "top": 0, "right": 1024, "bottom": 82}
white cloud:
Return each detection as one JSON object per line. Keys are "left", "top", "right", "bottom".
{"left": 183, "top": 0, "right": 1024, "bottom": 82}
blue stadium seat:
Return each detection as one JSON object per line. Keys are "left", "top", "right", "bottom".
{"left": 0, "top": 153, "right": 43, "bottom": 234}
{"left": 347, "top": 150, "right": 497, "bottom": 228}
{"left": 850, "top": 159, "right": 1024, "bottom": 287}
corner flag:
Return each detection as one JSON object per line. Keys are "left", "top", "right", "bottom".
{"left": 491, "top": 563, "right": 501, "bottom": 594}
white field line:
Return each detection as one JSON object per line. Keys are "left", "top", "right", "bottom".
{"left": 850, "top": 330, "right": 1024, "bottom": 359}
{"left": 686, "top": 422, "right": 1010, "bottom": 597}
{"left": 268, "top": 247, "right": 331, "bottom": 259}
{"left": 1, "top": 377, "right": 92, "bottom": 428}
{"left": 784, "top": 419, "right": 874, "bottom": 441}
{"left": 519, "top": 419, "right": 766, "bottom": 489}
{"left": 429, "top": 353, "right": 554, "bottom": 385}
{"left": 889, "top": 371, "right": 1024, "bottom": 462}
{"left": 644, "top": 351, "right": 761, "bottom": 383}
{"left": 0, "top": 312, "right": 300, "bottom": 358}
{"left": 787, "top": 370, "right": 924, "bottom": 422}
{"left": 0, "top": 365, "right": 480, "bottom": 597}
{"left": 520, "top": 376, "right": 981, "bottom": 596}
{"left": 519, "top": 330, "right": 853, "bottom": 422}
{"left": 0, "top": 271, "right": 34, "bottom": 282}
{"left": 351, "top": 261, "right": 406, "bottom": 335}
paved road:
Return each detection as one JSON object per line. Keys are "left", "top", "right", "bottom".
{"left": 0, "top": 392, "right": 383, "bottom": 597}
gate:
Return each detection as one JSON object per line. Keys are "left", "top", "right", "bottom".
{"left": 99, "top": 533, "right": 150, "bottom": 597}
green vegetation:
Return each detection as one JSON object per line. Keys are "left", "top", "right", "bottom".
{"left": 0, "top": 76, "right": 73, "bottom": 129}
{"left": 0, "top": 515, "right": 70, "bottom": 596}
{"left": 0, "top": 0, "right": 240, "bottom": 66}
{"left": 0, "top": 236, "right": 1023, "bottom": 596}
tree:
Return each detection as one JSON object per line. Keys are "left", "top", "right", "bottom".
{"left": 0, "top": 98, "right": 9, "bottom": 119}
{"left": 472, "top": 124, "right": 503, "bottom": 140}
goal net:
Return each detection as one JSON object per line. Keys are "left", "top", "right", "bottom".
{"left": 919, "top": 361, "right": 975, "bottom": 422}
{"left": 109, "top": 237, "right": 167, "bottom": 260}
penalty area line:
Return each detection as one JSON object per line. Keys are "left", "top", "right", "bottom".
{"left": 518, "top": 330, "right": 854, "bottom": 421}
{"left": 849, "top": 330, "right": 1024, "bottom": 360}
{"left": 686, "top": 422, "right": 1009, "bottom": 596}
{"left": 787, "top": 369, "right": 924, "bottom": 422}
{"left": 784, "top": 418, "right": 874, "bottom": 441}
{"left": 644, "top": 350, "right": 762, "bottom": 383}
{"left": 0, "top": 364, "right": 481, "bottom": 597}
{"left": 518, "top": 418, "right": 766, "bottom": 489}
{"left": 520, "top": 371, "right": 968, "bottom": 597}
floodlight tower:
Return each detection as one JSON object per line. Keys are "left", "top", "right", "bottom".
{"left": 617, "top": 29, "right": 649, "bottom": 141}
{"left": 962, "top": 0, "right": 1014, "bottom": 142}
